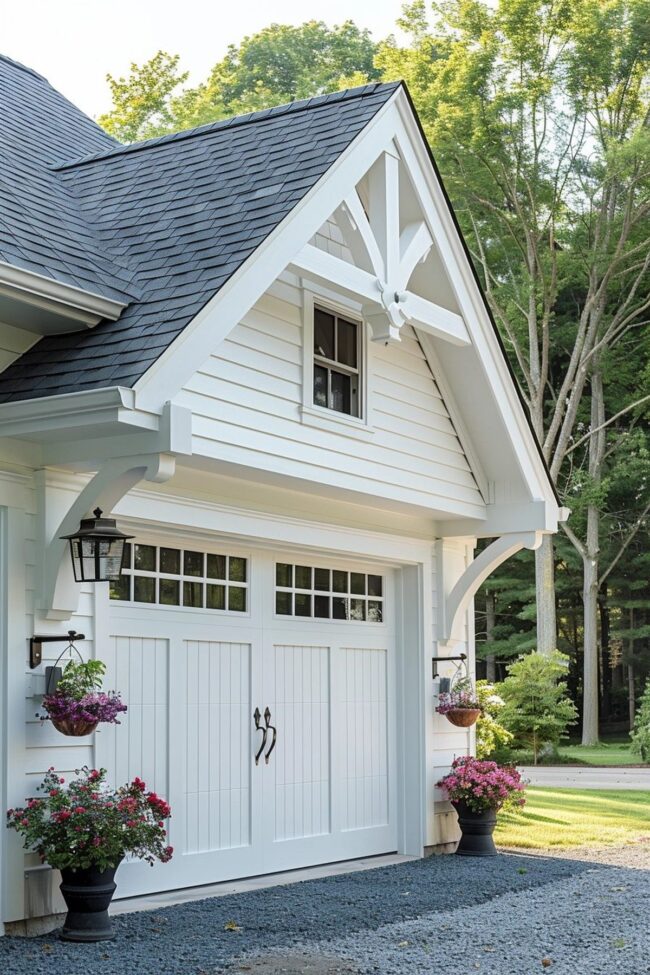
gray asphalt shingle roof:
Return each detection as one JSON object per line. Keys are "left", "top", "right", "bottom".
{"left": 0, "top": 54, "right": 399, "bottom": 402}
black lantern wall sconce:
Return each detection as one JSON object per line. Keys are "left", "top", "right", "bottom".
{"left": 60, "top": 508, "right": 134, "bottom": 585}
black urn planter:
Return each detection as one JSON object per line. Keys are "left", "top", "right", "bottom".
{"left": 59, "top": 862, "right": 121, "bottom": 942}
{"left": 453, "top": 801, "right": 498, "bottom": 856}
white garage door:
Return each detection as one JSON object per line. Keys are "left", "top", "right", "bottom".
{"left": 99, "top": 540, "right": 397, "bottom": 898}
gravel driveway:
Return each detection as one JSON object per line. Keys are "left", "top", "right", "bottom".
{"left": 2, "top": 846, "right": 648, "bottom": 975}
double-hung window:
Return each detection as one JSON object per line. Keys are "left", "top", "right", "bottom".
{"left": 313, "top": 306, "right": 361, "bottom": 418}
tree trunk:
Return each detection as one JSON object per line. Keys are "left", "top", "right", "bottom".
{"left": 599, "top": 584, "right": 611, "bottom": 724}
{"left": 627, "top": 607, "right": 636, "bottom": 729}
{"left": 581, "top": 514, "right": 600, "bottom": 746}
{"left": 485, "top": 591, "right": 496, "bottom": 682}
{"left": 581, "top": 367, "right": 605, "bottom": 747}
{"left": 535, "top": 535, "right": 557, "bottom": 655}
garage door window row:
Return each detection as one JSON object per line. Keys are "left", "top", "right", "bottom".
{"left": 275, "top": 563, "right": 383, "bottom": 622}
{"left": 110, "top": 543, "right": 248, "bottom": 612}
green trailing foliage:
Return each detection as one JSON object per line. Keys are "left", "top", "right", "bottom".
{"left": 630, "top": 680, "right": 650, "bottom": 762}
{"left": 55, "top": 659, "right": 106, "bottom": 700}
{"left": 498, "top": 652, "right": 578, "bottom": 764}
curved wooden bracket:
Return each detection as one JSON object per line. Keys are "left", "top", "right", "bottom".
{"left": 40, "top": 453, "right": 176, "bottom": 620}
{"left": 437, "top": 531, "right": 543, "bottom": 645}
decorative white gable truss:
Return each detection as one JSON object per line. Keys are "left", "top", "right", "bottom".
{"left": 0, "top": 85, "right": 564, "bottom": 621}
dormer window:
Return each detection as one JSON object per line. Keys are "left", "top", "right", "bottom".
{"left": 313, "top": 306, "right": 361, "bottom": 417}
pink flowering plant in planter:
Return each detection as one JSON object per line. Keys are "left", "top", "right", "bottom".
{"left": 41, "top": 660, "right": 127, "bottom": 737}
{"left": 6, "top": 767, "right": 173, "bottom": 871}
{"left": 437, "top": 756, "right": 526, "bottom": 813}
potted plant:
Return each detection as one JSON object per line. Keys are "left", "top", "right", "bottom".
{"left": 437, "top": 755, "right": 526, "bottom": 856}
{"left": 41, "top": 659, "right": 127, "bottom": 736}
{"left": 7, "top": 767, "right": 173, "bottom": 941}
{"left": 436, "top": 676, "right": 482, "bottom": 727}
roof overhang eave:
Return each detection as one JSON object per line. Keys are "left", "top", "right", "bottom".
{"left": 0, "top": 261, "right": 127, "bottom": 331}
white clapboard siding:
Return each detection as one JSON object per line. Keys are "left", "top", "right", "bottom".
{"left": 178, "top": 278, "right": 483, "bottom": 515}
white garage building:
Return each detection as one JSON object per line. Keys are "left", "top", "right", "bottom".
{"left": 0, "top": 54, "right": 561, "bottom": 926}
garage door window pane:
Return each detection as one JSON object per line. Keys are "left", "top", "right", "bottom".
{"left": 333, "top": 570, "right": 347, "bottom": 593}
{"left": 134, "top": 544, "right": 156, "bottom": 571}
{"left": 207, "top": 584, "right": 225, "bottom": 610}
{"left": 368, "top": 600, "right": 382, "bottom": 622}
{"left": 110, "top": 574, "right": 130, "bottom": 601}
{"left": 315, "top": 595, "right": 330, "bottom": 618}
{"left": 184, "top": 551, "right": 204, "bottom": 577}
{"left": 207, "top": 554, "right": 226, "bottom": 580}
{"left": 276, "top": 563, "right": 292, "bottom": 587}
{"left": 160, "top": 547, "right": 180, "bottom": 574}
{"left": 295, "top": 565, "right": 312, "bottom": 589}
{"left": 228, "top": 587, "right": 246, "bottom": 612}
{"left": 160, "top": 578, "right": 180, "bottom": 606}
{"left": 314, "top": 568, "right": 330, "bottom": 591}
{"left": 183, "top": 581, "right": 203, "bottom": 607}
{"left": 333, "top": 597, "right": 348, "bottom": 620}
{"left": 295, "top": 593, "right": 312, "bottom": 617}
{"left": 134, "top": 576, "right": 156, "bottom": 603}
{"left": 368, "top": 575, "right": 382, "bottom": 597}
{"left": 350, "top": 599, "right": 366, "bottom": 621}
{"left": 351, "top": 572, "right": 365, "bottom": 595}
{"left": 229, "top": 557, "right": 247, "bottom": 583}
{"left": 276, "top": 591, "right": 292, "bottom": 615}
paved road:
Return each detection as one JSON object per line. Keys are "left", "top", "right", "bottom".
{"left": 521, "top": 765, "right": 650, "bottom": 790}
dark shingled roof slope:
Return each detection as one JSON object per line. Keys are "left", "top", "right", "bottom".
{"left": 0, "top": 54, "right": 399, "bottom": 402}
{"left": 0, "top": 56, "right": 137, "bottom": 302}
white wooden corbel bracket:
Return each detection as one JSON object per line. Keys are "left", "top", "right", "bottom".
{"left": 437, "top": 531, "right": 544, "bottom": 646}
{"left": 39, "top": 453, "right": 176, "bottom": 621}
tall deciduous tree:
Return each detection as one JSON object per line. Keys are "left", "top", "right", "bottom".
{"left": 378, "top": 0, "right": 650, "bottom": 742}
{"left": 99, "top": 22, "right": 379, "bottom": 142}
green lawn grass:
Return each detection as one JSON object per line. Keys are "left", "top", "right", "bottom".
{"left": 495, "top": 787, "right": 650, "bottom": 849}
{"left": 557, "top": 739, "right": 642, "bottom": 767}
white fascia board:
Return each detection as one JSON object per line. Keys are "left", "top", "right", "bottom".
{"left": 0, "top": 261, "right": 127, "bottom": 329}
{"left": 390, "top": 90, "right": 558, "bottom": 512}
{"left": 0, "top": 386, "right": 159, "bottom": 439}
{"left": 133, "top": 91, "right": 404, "bottom": 413}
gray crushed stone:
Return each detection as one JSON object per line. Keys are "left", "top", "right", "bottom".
{"left": 0, "top": 851, "right": 647, "bottom": 975}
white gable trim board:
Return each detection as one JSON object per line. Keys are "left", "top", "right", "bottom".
{"left": 0, "top": 77, "right": 561, "bottom": 931}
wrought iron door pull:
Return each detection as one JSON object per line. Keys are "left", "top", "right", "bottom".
{"left": 253, "top": 707, "right": 267, "bottom": 765}
{"left": 263, "top": 707, "right": 277, "bottom": 764}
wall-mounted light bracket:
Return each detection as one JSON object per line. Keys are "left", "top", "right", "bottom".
{"left": 29, "top": 629, "right": 85, "bottom": 670}
{"left": 431, "top": 652, "right": 466, "bottom": 681}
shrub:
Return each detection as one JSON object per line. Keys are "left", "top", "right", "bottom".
{"left": 498, "top": 651, "right": 578, "bottom": 764}
{"left": 475, "top": 680, "right": 514, "bottom": 759}
{"left": 630, "top": 680, "right": 650, "bottom": 762}
{"left": 6, "top": 767, "right": 173, "bottom": 871}
{"left": 437, "top": 756, "right": 526, "bottom": 813}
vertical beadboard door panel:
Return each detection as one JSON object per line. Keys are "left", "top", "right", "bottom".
{"left": 262, "top": 642, "right": 331, "bottom": 856}
{"left": 338, "top": 647, "right": 389, "bottom": 832}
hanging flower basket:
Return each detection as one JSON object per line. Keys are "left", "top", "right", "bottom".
{"left": 436, "top": 673, "right": 482, "bottom": 727}
{"left": 50, "top": 717, "right": 99, "bottom": 737}
{"left": 40, "top": 654, "right": 126, "bottom": 738}
{"left": 444, "top": 707, "right": 482, "bottom": 728}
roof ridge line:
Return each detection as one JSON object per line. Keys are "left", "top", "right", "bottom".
{"left": 54, "top": 81, "right": 402, "bottom": 172}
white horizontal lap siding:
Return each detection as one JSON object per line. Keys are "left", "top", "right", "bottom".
{"left": 179, "top": 284, "right": 482, "bottom": 515}
{"left": 0, "top": 469, "right": 98, "bottom": 919}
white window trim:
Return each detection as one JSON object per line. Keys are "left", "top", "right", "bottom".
{"left": 300, "top": 288, "right": 375, "bottom": 438}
